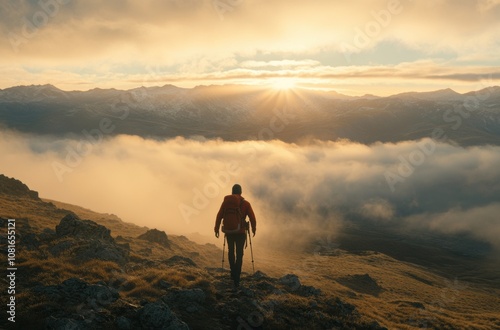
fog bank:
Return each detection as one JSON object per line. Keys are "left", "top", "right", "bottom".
{"left": 1, "top": 130, "right": 499, "bottom": 251}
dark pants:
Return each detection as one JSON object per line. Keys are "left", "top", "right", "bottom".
{"left": 226, "top": 233, "right": 246, "bottom": 286}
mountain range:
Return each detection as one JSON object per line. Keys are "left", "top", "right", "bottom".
{"left": 1, "top": 84, "right": 499, "bottom": 146}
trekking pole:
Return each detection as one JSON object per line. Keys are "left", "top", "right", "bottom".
{"left": 221, "top": 234, "right": 226, "bottom": 271}
{"left": 247, "top": 227, "right": 255, "bottom": 274}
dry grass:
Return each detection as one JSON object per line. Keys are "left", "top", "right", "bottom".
{"left": 253, "top": 247, "right": 500, "bottom": 330}
{"left": 43, "top": 198, "right": 149, "bottom": 238}
{"left": 19, "top": 253, "right": 122, "bottom": 286}
{"left": 131, "top": 266, "right": 206, "bottom": 287}
{"left": 40, "top": 198, "right": 222, "bottom": 270}
{"left": 0, "top": 195, "right": 69, "bottom": 232}
{"left": 4, "top": 191, "right": 499, "bottom": 329}
{"left": 122, "top": 276, "right": 164, "bottom": 300}
{"left": 119, "top": 266, "right": 212, "bottom": 302}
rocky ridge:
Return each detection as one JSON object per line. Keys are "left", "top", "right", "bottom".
{"left": 0, "top": 174, "right": 39, "bottom": 199}
{"left": 4, "top": 212, "right": 386, "bottom": 329}
{"left": 2, "top": 175, "right": 498, "bottom": 329}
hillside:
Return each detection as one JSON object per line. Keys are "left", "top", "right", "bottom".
{"left": 0, "top": 84, "right": 499, "bottom": 146}
{"left": 0, "top": 174, "right": 384, "bottom": 329}
{"left": 1, "top": 174, "right": 499, "bottom": 329}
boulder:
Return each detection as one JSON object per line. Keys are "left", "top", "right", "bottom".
{"left": 39, "top": 228, "right": 56, "bottom": 242}
{"left": 162, "top": 288, "right": 206, "bottom": 313}
{"left": 56, "top": 213, "right": 113, "bottom": 241}
{"left": 115, "top": 316, "right": 132, "bottom": 330}
{"left": 253, "top": 281, "right": 277, "bottom": 293}
{"left": 48, "top": 238, "right": 78, "bottom": 256}
{"left": 326, "top": 297, "right": 357, "bottom": 318}
{"left": 137, "top": 229, "right": 170, "bottom": 248}
{"left": 0, "top": 174, "right": 39, "bottom": 199}
{"left": 279, "top": 274, "right": 301, "bottom": 291}
{"left": 298, "top": 285, "right": 322, "bottom": 297}
{"left": 252, "top": 270, "right": 268, "bottom": 279}
{"left": 138, "top": 302, "right": 189, "bottom": 329}
{"left": 49, "top": 236, "right": 129, "bottom": 264}
{"left": 51, "top": 214, "right": 129, "bottom": 264}
{"left": 34, "top": 277, "right": 121, "bottom": 328}
{"left": 74, "top": 240, "right": 129, "bottom": 264}
{"left": 35, "top": 277, "right": 119, "bottom": 307}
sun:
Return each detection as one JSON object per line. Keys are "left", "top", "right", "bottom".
{"left": 270, "top": 78, "right": 296, "bottom": 90}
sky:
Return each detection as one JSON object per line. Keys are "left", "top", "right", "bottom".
{"left": 1, "top": 0, "right": 500, "bottom": 95}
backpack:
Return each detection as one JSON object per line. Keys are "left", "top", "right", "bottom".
{"left": 221, "top": 195, "right": 245, "bottom": 234}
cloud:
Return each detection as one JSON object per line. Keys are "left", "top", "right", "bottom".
{"left": 407, "top": 204, "right": 500, "bottom": 250}
{"left": 1, "top": 130, "right": 500, "bottom": 253}
{"left": 360, "top": 200, "right": 395, "bottom": 222}
{"left": 1, "top": 0, "right": 496, "bottom": 58}
{"left": 477, "top": 0, "right": 500, "bottom": 12}
{"left": 3, "top": 59, "right": 498, "bottom": 96}
{"left": 1, "top": 0, "right": 499, "bottom": 93}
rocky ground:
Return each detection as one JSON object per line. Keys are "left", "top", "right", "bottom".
{"left": 1, "top": 174, "right": 499, "bottom": 329}
{"left": 1, "top": 212, "right": 385, "bottom": 329}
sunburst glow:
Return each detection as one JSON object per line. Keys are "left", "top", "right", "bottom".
{"left": 270, "top": 78, "right": 296, "bottom": 90}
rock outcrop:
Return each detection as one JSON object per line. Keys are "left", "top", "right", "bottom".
{"left": 162, "top": 288, "right": 206, "bottom": 313}
{"left": 50, "top": 213, "right": 130, "bottom": 264}
{"left": 0, "top": 174, "right": 39, "bottom": 199}
{"left": 30, "top": 278, "right": 188, "bottom": 330}
{"left": 56, "top": 213, "right": 113, "bottom": 241}
{"left": 1, "top": 176, "right": 387, "bottom": 329}
{"left": 17, "top": 269, "right": 387, "bottom": 330}
{"left": 138, "top": 302, "right": 189, "bottom": 330}
{"left": 137, "top": 228, "right": 170, "bottom": 248}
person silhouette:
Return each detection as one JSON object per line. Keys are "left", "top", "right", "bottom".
{"left": 214, "top": 184, "right": 256, "bottom": 288}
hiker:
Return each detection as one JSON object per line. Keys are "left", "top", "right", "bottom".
{"left": 214, "top": 184, "right": 256, "bottom": 288}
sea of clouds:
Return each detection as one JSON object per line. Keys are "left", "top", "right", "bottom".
{"left": 1, "top": 129, "right": 499, "bottom": 252}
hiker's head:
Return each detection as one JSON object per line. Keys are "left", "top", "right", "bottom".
{"left": 232, "top": 184, "right": 242, "bottom": 195}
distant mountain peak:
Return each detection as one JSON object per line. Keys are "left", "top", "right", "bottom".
{"left": 433, "top": 87, "right": 460, "bottom": 95}
{"left": 40, "top": 83, "right": 61, "bottom": 90}
{"left": 17, "top": 83, "right": 60, "bottom": 91}
{"left": 0, "top": 83, "right": 67, "bottom": 101}
{"left": 391, "top": 88, "right": 463, "bottom": 101}
{"left": 360, "top": 93, "right": 380, "bottom": 99}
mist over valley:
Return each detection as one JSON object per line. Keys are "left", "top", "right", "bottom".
{"left": 1, "top": 84, "right": 500, "bottom": 287}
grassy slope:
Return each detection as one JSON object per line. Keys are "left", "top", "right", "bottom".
{"left": 255, "top": 248, "right": 500, "bottom": 330}
{"left": 2, "top": 193, "right": 500, "bottom": 329}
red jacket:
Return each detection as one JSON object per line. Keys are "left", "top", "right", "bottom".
{"left": 215, "top": 194, "right": 256, "bottom": 235}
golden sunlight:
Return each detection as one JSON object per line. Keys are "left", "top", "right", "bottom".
{"left": 269, "top": 78, "right": 296, "bottom": 90}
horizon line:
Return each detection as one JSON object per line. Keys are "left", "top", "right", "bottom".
{"left": 2, "top": 83, "right": 500, "bottom": 99}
